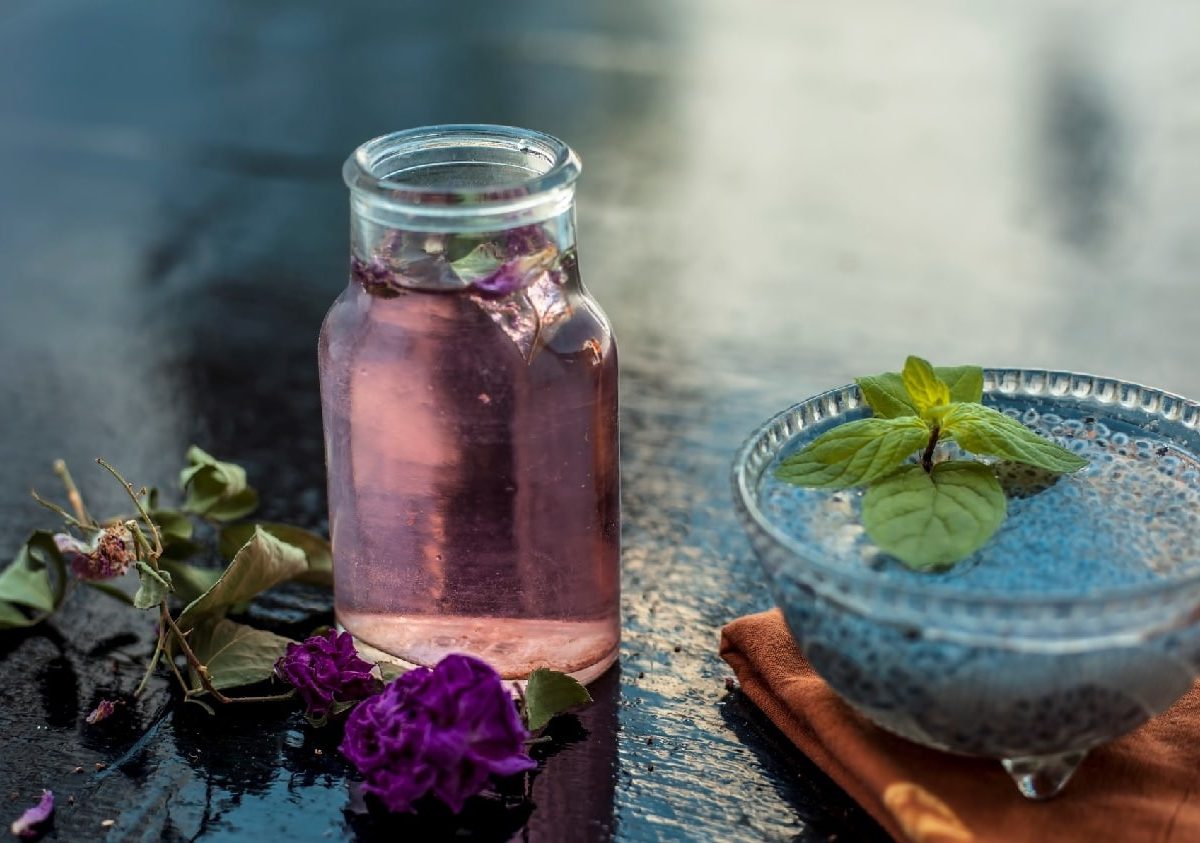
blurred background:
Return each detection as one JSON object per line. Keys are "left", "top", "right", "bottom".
{"left": 4, "top": 2, "right": 1199, "bottom": 484}
{"left": 1, "top": 1, "right": 1199, "bottom": 839}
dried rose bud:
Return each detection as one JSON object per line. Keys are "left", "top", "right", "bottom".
{"left": 54, "top": 527, "right": 134, "bottom": 581}
{"left": 274, "top": 630, "right": 381, "bottom": 721}
{"left": 85, "top": 699, "right": 117, "bottom": 725}
{"left": 10, "top": 790, "right": 53, "bottom": 840}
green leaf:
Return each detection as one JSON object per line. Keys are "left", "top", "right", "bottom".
{"left": 857, "top": 364, "right": 984, "bottom": 419}
{"left": 0, "top": 531, "right": 66, "bottom": 615}
{"left": 377, "top": 661, "right": 407, "bottom": 684}
{"left": 862, "top": 461, "right": 1006, "bottom": 569}
{"left": 444, "top": 232, "right": 488, "bottom": 263}
{"left": 158, "top": 559, "right": 223, "bottom": 603}
{"left": 180, "top": 445, "right": 246, "bottom": 491}
{"left": 202, "top": 488, "right": 260, "bottom": 522}
{"left": 177, "top": 527, "right": 307, "bottom": 632}
{"left": 160, "top": 537, "right": 204, "bottom": 562}
{"left": 940, "top": 403, "right": 1089, "bottom": 473}
{"left": 19, "top": 531, "right": 67, "bottom": 608}
{"left": 218, "top": 523, "right": 332, "bottom": 587}
{"left": 0, "top": 564, "right": 55, "bottom": 613}
{"left": 524, "top": 668, "right": 592, "bottom": 731}
{"left": 934, "top": 365, "right": 984, "bottom": 404}
{"left": 855, "top": 372, "right": 918, "bottom": 419}
{"left": 187, "top": 617, "right": 293, "bottom": 691}
{"left": 154, "top": 509, "right": 202, "bottom": 562}
{"left": 150, "top": 509, "right": 193, "bottom": 542}
{"left": 775, "top": 416, "right": 931, "bottom": 489}
{"left": 449, "top": 243, "right": 505, "bottom": 284}
{"left": 180, "top": 447, "right": 258, "bottom": 521}
{"left": 0, "top": 600, "right": 33, "bottom": 629}
{"left": 133, "top": 561, "right": 173, "bottom": 609}
{"left": 84, "top": 580, "right": 136, "bottom": 606}
{"left": 902, "top": 356, "right": 950, "bottom": 414}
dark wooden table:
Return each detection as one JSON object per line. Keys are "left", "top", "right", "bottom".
{"left": 3, "top": 2, "right": 1199, "bottom": 840}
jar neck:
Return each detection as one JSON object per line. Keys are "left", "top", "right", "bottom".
{"left": 349, "top": 210, "right": 579, "bottom": 296}
{"left": 345, "top": 125, "right": 581, "bottom": 295}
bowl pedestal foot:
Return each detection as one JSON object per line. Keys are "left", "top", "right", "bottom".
{"left": 1001, "top": 750, "right": 1087, "bottom": 799}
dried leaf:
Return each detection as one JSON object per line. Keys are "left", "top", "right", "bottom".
{"left": 177, "top": 527, "right": 307, "bottom": 632}
{"left": 187, "top": 617, "right": 293, "bottom": 691}
{"left": 218, "top": 523, "right": 332, "bottom": 587}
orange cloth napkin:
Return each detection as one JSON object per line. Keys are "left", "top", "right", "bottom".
{"left": 720, "top": 609, "right": 1200, "bottom": 843}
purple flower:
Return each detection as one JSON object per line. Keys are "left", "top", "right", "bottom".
{"left": 350, "top": 256, "right": 398, "bottom": 297}
{"left": 274, "top": 630, "right": 381, "bottom": 721}
{"left": 85, "top": 699, "right": 117, "bottom": 725}
{"left": 340, "top": 653, "right": 536, "bottom": 814}
{"left": 55, "top": 527, "right": 134, "bottom": 581}
{"left": 10, "top": 790, "right": 53, "bottom": 840}
{"left": 501, "top": 224, "right": 551, "bottom": 258}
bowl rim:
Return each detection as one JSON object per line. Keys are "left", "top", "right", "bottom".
{"left": 732, "top": 366, "right": 1200, "bottom": 614}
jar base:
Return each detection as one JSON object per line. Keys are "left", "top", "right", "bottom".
{"left": 339, "top": 612, "right": 620, "bottom": 686}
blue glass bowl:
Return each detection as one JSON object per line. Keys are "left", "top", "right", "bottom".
{"left": 732, "top": 369, "right": 1200, "bottom": 798}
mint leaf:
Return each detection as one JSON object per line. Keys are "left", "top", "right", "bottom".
{"left": 856, "top": 364, "right": 983, "bottom": 419}
{"left": 187, "top": 617, "right": 293, "bottom": 691}
{"left": 901, "top": 356, "right": 950, "bottom": 414}
{"left": 449, "top": 243, "right": 505, "bottom": 284}
{"left": 855, "top": 373, "right": 917, "bottom": 419}
{"left": 524, "top": 668, "right": 592, "bottom": 731}
{"left": 219, "top": 523, "right": 332, "bottom": 587}
{"left": 177, "top": 527, "right": 307, "bottom": 632}
{"left": 133, "top": 561, "right": 173, "bottom": 609}
{"left": 444, "top": 232, "right": 487, "bottom": 262}
{"left": 940, "top": 403, "right": 1088, "bottom": 473}
{"left": 862, "top": 462, "right": 1005, "bottom": 569}
{"left": 776, "top": 416, "right": 930, "bottom": 489}
{"left": 935, "top": 365, "right": 984, "bottom": 404}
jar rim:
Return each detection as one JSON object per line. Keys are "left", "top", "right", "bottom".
{"left": 343, "top": 124, "right": 581, "bottom": 213}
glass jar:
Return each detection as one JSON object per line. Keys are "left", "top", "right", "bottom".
{"left": 319, "top": 125, "right": 619, "bottom": 683}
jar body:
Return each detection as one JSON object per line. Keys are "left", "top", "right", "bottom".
{"left": 319, "top": 127, "right": 619, "bottom": 682}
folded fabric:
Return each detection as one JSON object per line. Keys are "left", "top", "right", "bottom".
{"left": 720, "top": 609, "right": 1200, "bottom": 843}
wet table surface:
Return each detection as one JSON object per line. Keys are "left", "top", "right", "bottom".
{"left": 3, "top": 1, "right": 1200, "bottom": 840}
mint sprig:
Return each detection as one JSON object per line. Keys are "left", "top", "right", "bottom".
{"left": 774, "top": 416, "right": 930, "bottom": 489}
{"left": 776, "top": 356, "right": 1088, "bottom": 570}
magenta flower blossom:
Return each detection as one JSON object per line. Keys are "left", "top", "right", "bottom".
{"left": 340, "top": 653, "right": 536, "bottom": 814}
{"left": 10, "top": 790, "right": 53, "bottom": 840}
{"left": 274, "top": 630, "right": 381, "bottom": 721}
{"left": 55, "top": 527, "right": 134, "bottom": 581}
